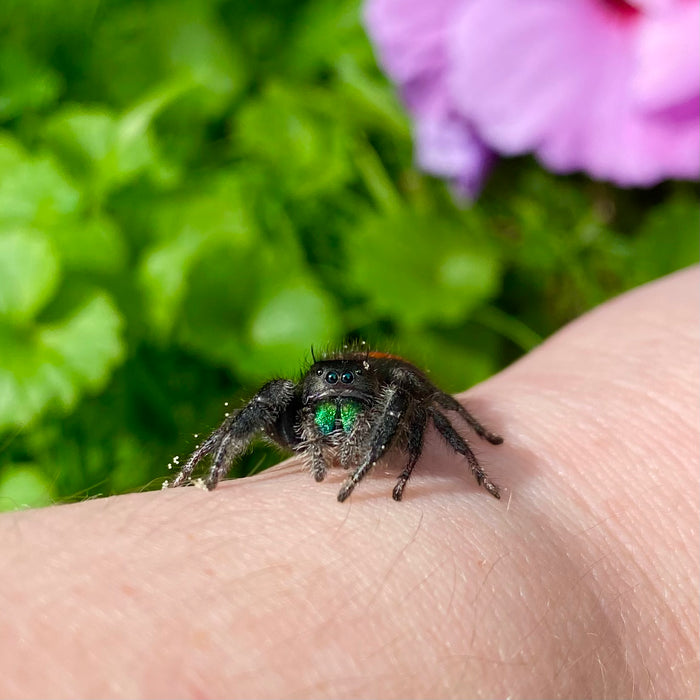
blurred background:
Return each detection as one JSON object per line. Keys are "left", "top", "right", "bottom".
{"left": 0, "top": 0, "right": 697, "bottom": 509}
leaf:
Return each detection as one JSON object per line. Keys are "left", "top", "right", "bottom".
{"left": 140, "top": 231, "right": 205, "bottom": 337}
{"left": 175, "top": 236, "right": 341, "bottom": 381}
{"left": 0, "top": 133, "right": 26, "bottom": 171}
{"left": 44, "top": 105, "right": 159, "bottom": 193}
{"left": 235, "top": 84, "right": 353, "bottom": 196}
{"left": 0, "top": 45, "right": 62, "bottom": 121}
{"left": 139, "top": 175, "right": 258, "bottom": 337}
{"left": 0, "top": 228, "right": 60, "bottom": 322}
{"left": 89, "top": 1, "right": 244, "bottom": 117}
{"left": 244, "top": 279, "right": 342, "bottom": 378}
{"left": 393, "top": 328, "right": 500, "bottom": 393}
{"left": 632, "top": 194, "right": 700, "bottom": 286}
{"left": 0, "top": 293, "right": 125, "bottom": 430}
{"left": 0, "top": 464, "right": 54, "bottom": 512}
{"left": 347, "top": 210, "right": 501, "bottom": 328}
{"left": 40, "top": 293, "right": 125, "bottom": 389}
{"left": 0, "top": 141, "right": 81, "bottom": 227}
{"left": 49, "top": 214, "right": 127, "bottom": 274}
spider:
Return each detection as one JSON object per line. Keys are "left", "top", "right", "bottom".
{"left": 168, "top": 347, "right": 503, "bottom": 502}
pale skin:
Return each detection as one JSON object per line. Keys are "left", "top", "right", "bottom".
{"left": 0, "top": 268, "right": 697, "bottom": 699}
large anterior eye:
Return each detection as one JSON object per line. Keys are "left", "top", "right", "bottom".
{"left": 326, "top": 371, "right": 339, "bottom": 384}
{"left": 341, "top": 371, "right": 354, "bottom": 384}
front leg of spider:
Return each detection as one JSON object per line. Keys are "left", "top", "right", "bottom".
{"left": 299, "top": 409, "right": 331, "bottom": 483}
{"left": 169, "top": 379, "right": 296, "bottom": 490}
{"left": 336, "top": 371, "right": 412, "bottom": 503}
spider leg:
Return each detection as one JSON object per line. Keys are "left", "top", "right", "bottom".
{"left": 169, "top": 379, "right": 296, "bottom": 490}
{"left": 429, "top": 407, "right": 500, "bottom": 499}
{"left": 339, "top": 410, "right": 371, "bottom": 470}
{"left": 337, "top": 384, "right": 408, "bottom": 502}
{"left": 299, "top": 410, "right": 330, "bottom": 482}
{"left": 392, "top": 408, "right": 428, "bottom": 501}
{"left": 170, "top": 430, "right": 222, "bottom": 488}
{"left": 434, "top": 393, "right": 503, "bottom": 445}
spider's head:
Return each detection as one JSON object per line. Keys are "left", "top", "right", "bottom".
{"left": 303, "top": 359, "right": 375, "bottom": 404}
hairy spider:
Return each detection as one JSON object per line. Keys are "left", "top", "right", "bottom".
{"left": 168, "top": 347, "right": 503, "bottom": 502}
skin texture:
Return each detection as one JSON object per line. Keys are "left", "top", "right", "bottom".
{"left": 0, "top": 267, "right": 697, "bottom": 699}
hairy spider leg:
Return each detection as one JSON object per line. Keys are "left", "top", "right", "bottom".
{"left": 299, "top": 409, "right": 330, "bottom": 482}
{"left": 169, "top": 379, "right": 296, "bottom": 490}
{"left": 392, "top": 408, "right": 428, "bottom": 501}
{"left": 338, "top": 408, "right": 372, "bottom": 470}
{"left": 429, "top": 407, "right": 500, "bottom": 499}
{"left": 205, "top": 379, "right": 297, "bottom": 489}
{"left": 434, "top": 393, "right": 503, "bottom": 445}
{"left": 170, "top": 430, "right": 223, "bottom": 488}
{"left": 337, "top": 381, "right": 409, "bottom": 502}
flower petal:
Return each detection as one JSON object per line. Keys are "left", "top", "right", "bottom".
{"left": 633, "top": 2, "right": 700, "bottom": 109}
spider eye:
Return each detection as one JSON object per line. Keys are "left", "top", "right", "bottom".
{"left": 326, "top": 371, "right": 339, "bottom": 384}
{"left": 341, "top": 371, "right": 354, "bottom": 384}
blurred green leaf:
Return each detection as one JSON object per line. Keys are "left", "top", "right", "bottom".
{"left": 0, "top": 45, "right": 62, "bottom": 121}
{"left": 235, "top": 84, "right": 353, "bottom": 196}
{"left": 44, "top": 105, "right": 163, "bottom": 195}
{"left": 41, "top": 293, "right": 125, "bottom": 388}
{"left": 394, "top": 328, "right": 500, "bottom": 394}
{"left": 632, "top": 194, "right": 700, "bottom": 285}
{"left": 139, "top": 175, "right": 257, "bottom": 337}
{"left": 0, "top": 132, "right": 25, "bottom": 171}
{"left": 0, "top": 138, "right": 81, "bottom": 227}
{"left": 0, "top": 464, "right": 54, "bottom": 512}
{"left": 0, "top": 228, "right": 60, "bottom": 322}
{"left": 347, "top": 210, "right": 501, "bottom": 328}
{"left": 175, "top": 243, "right": 268, "bottom": 372}
{"left": 49, "top": 214, "right": 127, "bottom": 274}
{"left": 89, "top": 1, "right": 244, "bottom": 116}
{"left": 244, "top": 279, "right": 342, "bottom": 378}
{"left": 0, "top": 293, "right": 124, "bottom": 429}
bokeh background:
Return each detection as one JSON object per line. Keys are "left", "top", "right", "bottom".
{"left": 0, "top": 0, "right": 697, "bottom": 509}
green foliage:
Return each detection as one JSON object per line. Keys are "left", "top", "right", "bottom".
{"left": 0, "top": 463, "right": 53, "bottom": 511}
{"left": 0, "top": 0, "right": 697, "bottom": 510}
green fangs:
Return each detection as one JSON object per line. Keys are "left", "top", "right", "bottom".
{"left": 314, "top": 401, "right": 337, "bottom": 435}
{"left": 340, "top": 400, "right": 362, "bottom": 433}
{"left": 314, "top": 400, "right": 363, "bottom": 435}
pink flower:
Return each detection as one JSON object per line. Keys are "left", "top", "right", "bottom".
{"left": 364, "top": 0, "right": 700, "bottom": 194}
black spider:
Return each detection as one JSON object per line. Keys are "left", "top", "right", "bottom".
{"left": 168, "top": 347, "right": 503, "bottom": 502}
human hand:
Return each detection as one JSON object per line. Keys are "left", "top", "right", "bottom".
{"left": 0, "top": 267, "right": 696, "bottom": 698}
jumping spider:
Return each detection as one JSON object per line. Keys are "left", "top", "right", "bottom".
{"left": 168, "top": 347, "right": 503, "bottom": 502}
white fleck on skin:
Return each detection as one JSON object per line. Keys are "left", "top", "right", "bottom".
{"left": 193, "top": 478, "right": 207, "bottom": 490}
{"left": 161, "top": 479, "right": 169, "bottom": 490}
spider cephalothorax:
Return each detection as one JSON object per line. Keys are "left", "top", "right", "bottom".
{"left": 168, "top": 347, "right": 503, "bottom": 502}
